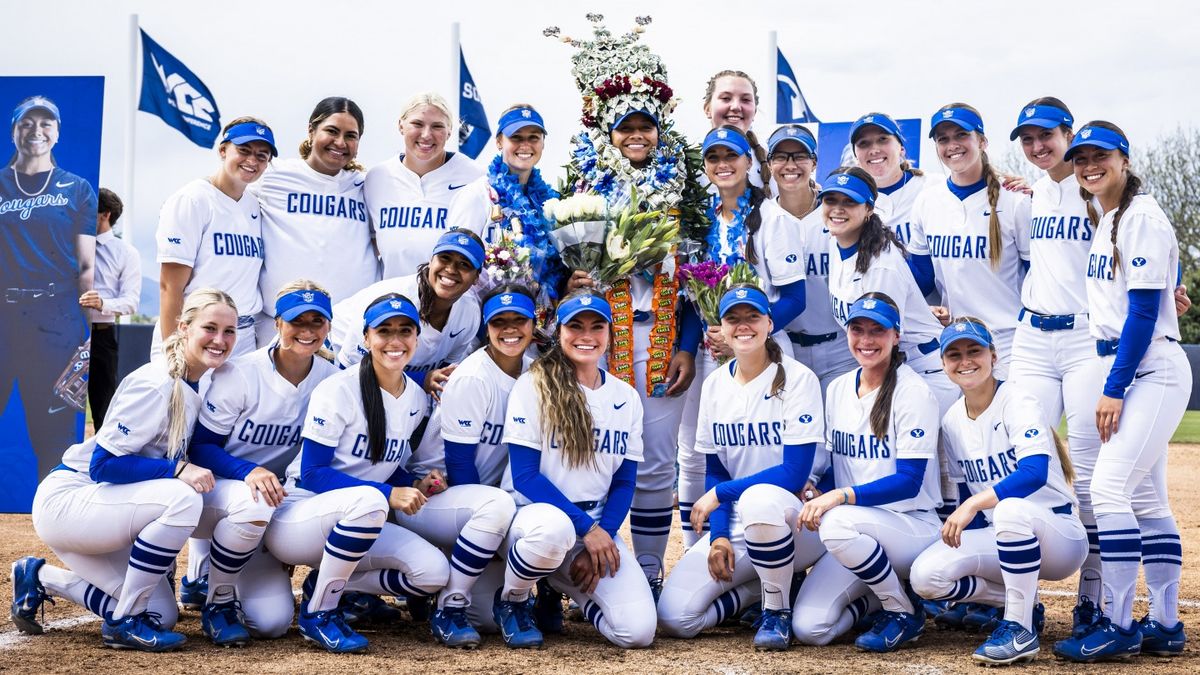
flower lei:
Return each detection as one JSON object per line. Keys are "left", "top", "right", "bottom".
{"left": 487, "top": 154, "right": 565, "bottom": 298}
{"left": 705, "top": 188, "right": 754, "bottom": 266}
{"left": 568, "top": 126, "right": 688, "bottom": 216}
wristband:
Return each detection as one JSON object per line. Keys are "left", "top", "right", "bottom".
{"left": 175, "top": 461, "right": 188, "bottom": 478}
{"left": 841, "top": 488, "right": 851, "bottom": 505}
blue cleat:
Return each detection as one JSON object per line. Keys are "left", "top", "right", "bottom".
{"left": 430, "top": 606, "right": 481, "bottom": 649}
{"left": 972, "top": 619, "right": 1040, "bottom": 666}
{"left": 855, "top": 610, "right": 924, "bottom": 653}
{"left": 493, "top": 590, "right": 543, "bottom": 649}
{"left": 1053, "top": 616, "right": 1141, "bottom": 662}
{"left": 933, "top": 602, "right": 971, "bottom": 631}
{"left": 1072, "top": 597, "right": 1099, "bottom": 638}
{"left": 753, "top": 608, "right": 793, "bottom": 651}
{"left": 922, "top": 599, "right": 950, "bottom": 620}
{"left": 201, "top": 601, "right": 251, "bottom": 647}
{"left": 1138, "top": 616, "right": 1186, "bottom": 657}
{"left": 342, "top": 593, "right": 403, "bottom": 625}
{"left": 11, "top": 557, "right": 52, "bottom": 635}
{"left": 648, "top": 577, "right": 664, "bottom": 605}
{"left": 403, "top": 594, "right": 431, "bottom": 622}
{"left": 1032, "top": 602, "right": 1045, "bottom": 635}
{"left": 534, "top": 579, "right": 565, "bottom": 634}
{"left": 298, "top": 607, "right": 368, "bottom": 654}
{"left": 178, "top": 574, "right": 208, "bottom": 611}
{"left": 962, "top": 603, "right": 1003, "bottom": 633}
{"left": 102, "top": 611, "right": 187, "bottom": 652}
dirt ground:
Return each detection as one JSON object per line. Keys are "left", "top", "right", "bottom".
{"left": 3, "top": 448, "right": 1199, "bottom": 674}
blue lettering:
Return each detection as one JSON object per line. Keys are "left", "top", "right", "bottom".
{"left": 376, "top": 206, "right": 449, "bottom": 230}
{"left": 928, "top": 234, "right": 987, "bottom": 259}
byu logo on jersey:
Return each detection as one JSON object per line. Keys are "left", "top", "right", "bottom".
{"left": 798, "top": 414, "right": 813, "bottom": 424}
{"left": 1132, "top": 257, "right": 1147, "bottom": 267}
{"left": 301, "top": 291, "right": 314, "bottom": 302}
{"left": 836, "top": 175, "right": 850, "bottom": 186}
{"left": 501, "top": 294, "right": 513, "bottom": 305}
{"left": 786, "top": 253, "right": 798, "bottom": 263}
{"left": 1024, "top": 428, "right": 1039, "bottom": 438}
{"left": 910, "top": 428, "right": 925, "bottom": 438}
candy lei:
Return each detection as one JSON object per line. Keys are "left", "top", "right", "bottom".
{"left": 487, "top": 155, "right": 564, "bottom": 296}
{"left": 705, "top": 188, "right": 753, "bottom": 266}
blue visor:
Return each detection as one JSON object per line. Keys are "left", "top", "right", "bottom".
{"left": 1063, "top": 125, "right": 1130, "bottom": 161}
{"left": 817, "top": 172, "right": 875, "bottom": 206}
{"left": 484, "top": 291, "right": 536, "bottom": 323}
{"left": 612, "top": 109, "right": 658, "bottom": 131}
{"left": 847, "top": 296, "right": 900, "bottom": 331}
{"left": 702, "top": 127, "right": 752, "bottom": 156}
{"left": 719, "top": 286, "right": 771, "bottom": 318}
{"left": 1009, "top": 104, "right": 1074, "bottom": 140}
{"left": 929, "top": 107, "right": 985, "bottom": 138}
{"left": 222, "top": 121, "right": 278, "bottom": 157}
{"left": 850, "top": 113, "right": 904, "bottom": 146}
{"left": 12, "top": 97, "right": 60, "bottom": 126}
{"left": 940, "top": 320, "right": 993, "bottom": 353}
{"left": 275, "top": 289, "right": 332, "bottom": 322}
{"left": 499, "top": 107, "right": 547, "bottom": 137}
{"left": 767, "top": 125, "right": 817, "bottom": 156}
{"left": 364, "top": 295, "right": 420, "bottom": 331}
{"left": 432, "top": 230, "right": 484, "bottom": 270}
{"left": 556, "top": 294, "right": 612, "bottom": 325}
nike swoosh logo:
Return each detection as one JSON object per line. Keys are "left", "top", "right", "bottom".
{"left": 448, "top": 184, "right": 467, "bottom": 190}
{"left": 1013, "top": 635, "right": 1037, "bottom": 650}
{"left": 448, "top": 329, "right": 465, "bottom": 338}
{"left": 251, "top": 214, "right": 259, "bottom": 219}
{"left": 822, "top": 228, "right": 830, "bottom": 234}
{"left": 614, "top": 402, "right": 627, "bottom": 410}
{"left": 1080, "top": 640, "right": 1114, "bottom": 656}
{"left": 354, "top": 180, "right": 365, "bottom": 187}
{"left": 851, "top": 277, "right": 863, "bottom": 282}
{"left": 48, "top": 405, "right": 67, "bottom": 414}
{"left": 55, "top": 181, "right": 74, "bottom": 188}
{"left": 993, "top": 422, "right": 1002, "bottom": 431}
{"left": 410, "top": 410, "right": 421, "bottom": 416}
{"left": 1134, "top": 371, "right": 1154, "bottom": 380}
{"left": 763, "top": 394, "right": 773, "bottom": 400}
{"left": 128, "top": 632, "right": 159, "bottom": 647}
{"left": 885, "top": 634, "right": 902, "bottom": 648}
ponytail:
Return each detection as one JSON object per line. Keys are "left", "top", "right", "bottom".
{"left": 898, "top": 158, "right": 924, "bottom": 177}
{"left": 416, "top": 262, "right": 435, "bottom": 321}
{"left": 1052, "top": 429, "right": 1075, "bottom": 484}
{"left": 764, "top": 337, "right": 786, "bottom": 398}
{"left": 1108, "top": 173, "right": 1143, "bottom": 274}
{"left": 162, "top": 288, "right": 237, "bottom": 459}
{"left": 742, "top": 185, "right": 768, "bottom": 265}
{"left": 745, "top": 130, "right": 772, "bottom": 198}
{"left": 979, "top": 150, "right": 1004, "bottom": 271}
{"left": 869, "top": 345, "right": 905, "bottom": 441}
{"left": 530, "top": 340, "right": 596, "bottom": 469}
{"left": 357, "top": 352, "right": 389, "bottom": 464}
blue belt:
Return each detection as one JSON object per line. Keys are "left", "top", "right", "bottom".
{"left": 1098, "top": 336, "right": 1177, "bottom": 356}
{"left": 917, "top": 338, "right": 940, "bottom": 355}
{"left": 52, "top": 463, "right": 77, "bottom": 473}
{"left": 632, "top": 310, "right": 652, "bottom": 324}
{"left": 1052, "top": 503, "right": 1073, "bottom": 516}
{"left": 237, "top": 315, "right": 256, "bottom": 330}
{"left": 573, "top": 500, "right": 599, "bottom": 511}
{"left": 1020, "top": 308, "right": 1076, "bottom": 331}
{"left": 789, "top": 331, "right": 839, "bottom": 347}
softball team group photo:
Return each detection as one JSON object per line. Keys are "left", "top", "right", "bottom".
{"left": 7, "top": 13, "right": 1194, "bottom": 671}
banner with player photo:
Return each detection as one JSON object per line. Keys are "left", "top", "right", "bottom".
{"left": 815, "top": 118, "right": 922, "bottom": 186}
{"left": 0, "top": 76, "right": 104, "bottom": 512}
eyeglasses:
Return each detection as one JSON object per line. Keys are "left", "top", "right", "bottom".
{"left": 769, "top": 151, "right": 814, "bottom": 165}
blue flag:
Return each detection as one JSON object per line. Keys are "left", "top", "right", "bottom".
{"left": 458, "top": 47, "right": 490, "bottom": 159}
{"left": 777, "top": 48, "right": 819, "bottom": 124}
{"left": 138, "top": 29, "right": 221, "bottom": 149}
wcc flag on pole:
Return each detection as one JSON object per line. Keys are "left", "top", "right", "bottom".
{"left": 458, "top": 47, "right": 490, "bottom": 159}
{"left": 138, "top": 29, "right": 221, "bottom": 149}
{"left": 777, "top": 48, "right": 819, "bottom": 124}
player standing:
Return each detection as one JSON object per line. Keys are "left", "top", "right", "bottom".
{"left": 701, "top": 71, "right": 768, "bottom": 191}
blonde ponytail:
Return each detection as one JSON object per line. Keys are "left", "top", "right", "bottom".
{"left": 163, "top": 288, "right": 237, "bottom": 459}
{"left": 979, "top": 150, "right": 1003, "bottom": 271}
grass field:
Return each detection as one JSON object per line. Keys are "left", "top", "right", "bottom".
{"left": 1056, "top": 409, "right": 1200, "bottom": 443}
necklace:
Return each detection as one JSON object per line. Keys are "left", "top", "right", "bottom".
{"left": 487, "top": 155, "right": 561, "bottom": 291}
{"left": 12, "top": 166, "right": 52, "bottom": 197}
{"left": 705, "top": 188, "right": 753, "bottom": 266}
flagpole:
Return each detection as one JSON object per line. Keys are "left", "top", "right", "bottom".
{"left": 449, "top": 21, "right": 461, "bottom": 152}
{"left": 125, "top": 13, "right": 138, "bottom": 256}
{"left": 766, "top": 30, "right": 778, "bottom": 126}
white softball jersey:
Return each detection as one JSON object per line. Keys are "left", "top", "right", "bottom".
{"left": 1085, "top": 194, "right": 1181, "bottom": 342}
{"left": 501, "top": 370, "right": 645, "bottom": 505}
{"left": 412, "top": 347, "right": 532, "bottom": 486}
{"left": 1022, "top": 174, "right": 1093, "bottom": 315}
{"left": 749, "top": 199, "right": 811, "bottom": 333}
{"left": 822, "top": 364, "right": 941, "bottom": 513}
{"left": 879, "top": 172, "right": 929, "bottom": 248}
{"left": 61, "top": 361, "right": 200, "bottom": 474}
{"left": 253, "top": 158, "right": 378, "bottom": 306}
{"left": 909, "top": 182, "right": 1031, "bottom": 330}
{"left": 365, "top": 153, "right": 484, "bottom": 278}
{"left": 289, "top": 364, "right": 424, "bottom": 486}
{"left": 445, "top": 176, "right": 500, "bottom": 244}
{"left": 827, "top": 242, "right": 943, "bottom": 354}
{"left": 940, "top": 382, "right": 1076, "bottom": 521}
{"left": 695, "top": 356, "right": 825, "bottom": 479}
{"left": 199, "top": 345, "right": 339, "bottom": 479}
{"left": 775, "top": 204, "right": 843, "bottom": 337}
{"left": 156, "top": 178, "right": 264, "bottom": 317}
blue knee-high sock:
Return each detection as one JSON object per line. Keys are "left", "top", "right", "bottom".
{"left": 208, "top": 520, "right": 266, "bottom": 605}
{"left": 1080, "top": 516, "right": 1102, "bottom": 605}
{"left": 441, "top": 531, "right": 502, "bottom": 608}
{"left": 114, "top": 521, "right": 192, "bottom": 619}
{"left": 1140, "top": 516, "right": 1183, "bottom": 626}
{"left": 1095, "top": 513, "right": 1141, "bottom": 630}
{"left": 998, "top": 535, "right": 1041, "bottom": 632}
{"left": 629, "top": 487, "right": 674, "bottom": 580}
{"left": 745, "top": 528, "right": 796, "bottom": 611}
{"left": 502, "top": 540, "right": 560, "bottom": 602}
{"left": 831, "top": 537, "right": 912, "bottom": 614}
{"left": 309, "top": 516, "right": 383, "bottom": 613}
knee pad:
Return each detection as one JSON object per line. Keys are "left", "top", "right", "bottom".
{"left": 341, "top": 486, "right": 390, "bottom": 524}
{"left": 736, "top": 484, "right": 792, "bottom": 527}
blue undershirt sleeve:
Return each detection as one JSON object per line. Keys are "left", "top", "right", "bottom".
{"left": 705, "top": 453, "right": 736, "bottom": 541}
{"left": 406, "top": 369, "right": 429, "bottom": 387}
{"left": 1104, "top": 288, "right": 1161, "bottom": 399}
{"left": 597, "top": 458, "right": 638, "bottom": 537}
{"left": 299, "top": 437, "right": 392, "bottom": 499}
{"left": 852, "top": 457, "right": 927, "bottom": 507}
{"left": 992, "top": 454, "right": 1050, "bottom": 501}
{"left": 906, "top": 254, "right": 936, "bottom": 297}
{"left": 443, "top": 440, "right": 482, "bottom": 486}
{"left": 769, "top": 280, "right": 807, "bottom": 329}
{"left": 385, "top": 464, "right": 418, "bottom": 490}
{"left": 89, "top": 444, "right": 177, "bottom": 484}
{"left": 509, "top": 443, "right": 594, "bottom": 536}
{"left": 714, "top": 442, "right": 816, "bottom": 503}
{"left": 679, "top": 300, "right": 703, "bottom": 356}
{"left": 188, "top": 422, "right": 257, "bottom": 480}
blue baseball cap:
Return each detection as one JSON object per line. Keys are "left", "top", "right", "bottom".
{"left": 718, "top": 286, "right": 771, "bottom": 319}
{"left": 1009, "top": 104, "right": 1074, "bottom": 140}
{"left": 431, "top": 230, "right": 484, "bottom": 270}
{"left": 846, "top": 296, "right": 900, "bottom": 331}
{"left": 850, "top": 113, "right": 904, "bottom": 146}
{"left": 767, "top": 125, "right": 817, "bottom": 156}
{"left": 1063, "top": 125, "right": 1130, "bottom": 161}
{"left": 929, "top": 107, "right": 985, "bottom": 138}
{"left": 817, "top": 172, "right": 876, "bottom": 207}
{"left": 222, "top": 121, "right": 278, "bottom": 157}
{"left": 940, "top": 320, "right": 993, "bottom": 353}
{"left": 612, "top": 109, "right": 658, "bottom": 131}
{"left": 556, "top": 294, "right": 612, "bottom": 325}
{"left": 12, "top": 96, "right": 60, "bottom": 127}
{"left": 364, "top": 295, "right": 420, "bottom": 331}
{"left": 498, "top": 107, "right": 547, "bottom": 137}
{"left": 702, "top": 127, "right": 752, "bottom": 156}
{"left": 484, "top": 291, "right": 536, "bottom": 324}
{"left": 275, "top": 289, "right": 333, "bottom": 321}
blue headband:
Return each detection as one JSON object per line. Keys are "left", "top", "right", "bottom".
{"left": 431, "top": 230, "right": 484, "bottom": 270}
{"left": 940, "top": 320, "right": 993, "bottom": 353}
{"left": 499, "top": 107, "right": 547, "bottom": 137}
{"left": 930, "top": 107, "right": 985, "bottom": 138}
{"left": 612, "top": 109, "right": 658, "bottom": 132}
{"left": 767, "top": 125, "right": 817, "bottom": 156}
{"left": 364, "top": 295, "right": 420, "bottom": 331}
{"left": 222, "top": 121, "right": 278, "bottom": 157}
{"left": 1009, "top": 104, "right": 1074, "bottom": 140}
{"left": 718, "top": 286, "right": 771, "bottom": 318}
{"left": 1064, "top": 125, "right": 1130, "bottom": 161}
{"left": 817, "top": 172, "right": 876, "bottom": 207}
{"left": 847, "top": 296, "right": 900, "bottom": 331}
{"left": 12, "top": 97, "right": 60, "bottom": 127}
{"left": 702, "top": 127, "right": 752, "bottom": 156}
{"left": 850, "top": 113, "right": 904, "bottom": 146}
{"left": 556, "top": 294, "right": 612, "bottom": 325}
{"left": 483, "top": 291, "right": 536, "bottom": 323}
{"left": 275, "top": 289, "right": 332, "bottom": 321}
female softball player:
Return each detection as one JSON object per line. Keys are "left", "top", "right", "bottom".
{"left": 183, "top": 281, "right": 340, "bottom": 645}
{"left": 791, "top": 294, "right": 942, "bottom": 652}
{"left": 263, "top": 293, "right": 450, "bottom": 653}
{"left": 909, "top": 317, "right": 1086, "bottom": 666}
{"left": 252, "top": 97, "right": 377, "bottom": 345}
{"left": 658, "top": 285, "right": 826, "bottom": 651}
{"left": 489, "top": 292, "right": 656, "bottom": 649}
{"left": 1051, "top": 122, "right": 1191, "bottom": 662}
{"left": 908, "top": 104, "right": 1031, "bottom": 378}
{"left": 156, "top": 117, "right": 276, "bottom": 360}
{"left": 366, "top": 92, "right": 483, "bottom": 279}
{"left": 701, "top": 70, "right": 768, "bottom": 190}
{"left": 11, "top": 288, "right": 237, "bottom": 651}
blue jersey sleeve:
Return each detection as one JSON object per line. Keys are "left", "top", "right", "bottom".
{"left": 89, "top": 444, "right": 177, "bottom": 484}
{"left": 769, "top": 281, "right": 807, "bottom": 329}
{"left": 299, "top": 437, "right": 392, "bottom": 499}
{"left": 444, "top": 440, "right": 482, "bottom": 486}
{"left": 597, "top": 458, "right": 638, "bottom": 537}
{"left": 852, "top": 457, "right": 927, "bottom": 506}
{"left": 714, "top": 442, "right": 816, "bottom": 504}
{"left": 508, "top": 443, "right": 593, "bottom": 536}
{"left": 705, "top": 453, "right": 736, "bottom": 541}
{"left": 992, "top": 454, "right": 1050, "bottom": 501}
{"left": 678, "top": 300, "right": 703, "bottom": 356}
{"left": 188, "top": 422, "right": 257, "bottom": 480}
{"left": 906, "top": 254, "right": 936, "bottom": 297}
{"left": 1104, "top": 288, "right": 1160, "bottom": 399}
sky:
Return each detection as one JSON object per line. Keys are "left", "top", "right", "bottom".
{"left": 3, "top": 0, "right": 1198, "bottom": 315}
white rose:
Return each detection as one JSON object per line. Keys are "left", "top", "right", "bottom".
{"left": 543, "top": 198, "right": 559, "bottom": 221}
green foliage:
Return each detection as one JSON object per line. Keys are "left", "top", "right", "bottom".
{"left": 1134, "top": 126, "right": 1200, "bottom": 272}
